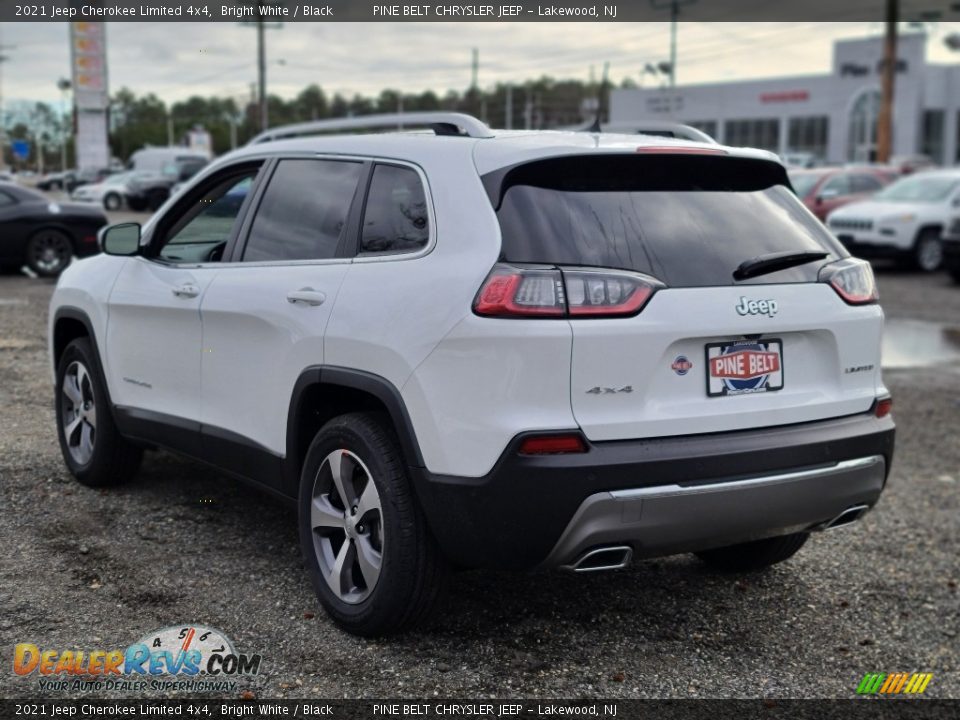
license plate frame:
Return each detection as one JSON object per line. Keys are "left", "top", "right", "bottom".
{"left": 705, "top": 338, "right": 785, "bottom": 397}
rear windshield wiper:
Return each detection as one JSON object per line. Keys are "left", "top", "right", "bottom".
{"left": 733, "top": 251, "right": 829, "bottom": 281}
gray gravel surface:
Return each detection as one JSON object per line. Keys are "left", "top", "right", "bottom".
{"left": 0, "top": 268, "right": 957, "bottom": 700}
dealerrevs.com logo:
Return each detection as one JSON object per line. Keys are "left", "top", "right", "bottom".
{"left": 13, "top": 625, "right": 262, "bottom": 693}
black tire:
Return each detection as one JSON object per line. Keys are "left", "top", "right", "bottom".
{"left": 946, "top": 258, "right": 960, "bottom": 284}
{"left": 695, "top": 532, "right": 809, "bottom": 572}
{"left": 55, "top": 338, "right": 142, "bottom": 487}
{"left": 25, "top": 229, "right": 74, "bottom": 277}
{"left": 298, "top": 412, "right": 447, "bottom": 636}
{"left": 908, "top": 228, "right": 944, "bottom": 273}
{"left": 126, "top": 196, "right": 147, "bottom": 212}
{"left": 103, "top": 192, "right": 122, "bottom": 211}
{"left": 147, "top": 190, "right": 168, "bottom": 211}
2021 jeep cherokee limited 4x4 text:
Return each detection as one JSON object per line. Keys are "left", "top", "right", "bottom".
{"left": 50, "top": 113, "right": 895, "bottom": 636}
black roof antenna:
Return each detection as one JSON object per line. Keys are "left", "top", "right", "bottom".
{"left": 585, "top": 61, "right": 610, "bottom": 133}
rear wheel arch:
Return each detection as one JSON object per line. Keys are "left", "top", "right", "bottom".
{"left": 914, "top": 224, "right": 943, "bottom": 244}
{"left": 285, "top": 367, "right": 425, "bottom": 496}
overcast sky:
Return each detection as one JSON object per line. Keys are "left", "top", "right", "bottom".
{"left": 2, "top": 21, "right": 959, "bottom": 107}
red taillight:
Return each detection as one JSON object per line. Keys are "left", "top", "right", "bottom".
{"left": 473, "top": 264, "right": 662, "bottom": 319}
{"left": 518, "top": 434, "right": 588, "bottom": 455}
{"left": 875, "top": 397, "right": 893, "bottom": 418}
{"left": 82, "top": 235, "right": 97, "bottom": 244}
{"left": 473, "top": 267, "right": 565, "bottom": 317}
{"left": 819, "top": 258, "right": 878, "bottom": 305}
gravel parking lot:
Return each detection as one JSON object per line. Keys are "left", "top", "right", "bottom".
{"left": 0, "top": 266, "right": 957, "bottom": 700}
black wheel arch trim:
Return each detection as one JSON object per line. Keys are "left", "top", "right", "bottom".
{"left": 51, "top": 306, "right": 120, "bottom": 425}
{"left": 286, "top": 365, "right": 426, "bottom": 477}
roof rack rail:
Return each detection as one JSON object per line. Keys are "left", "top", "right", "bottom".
{"left": 249, "top": 112, "right": 494, "bottom": 144}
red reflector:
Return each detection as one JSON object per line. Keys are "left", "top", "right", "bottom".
{"left": 875, "top": 397, "right": 893, "bottom": 418}
{"left": 518, "top": 434, "right": 587, "bottom": 455}
{"left": 83, "top": 235, "right": 98, "bottom": 244}
{"left": 635, "top": 146, "right": 727, "bottom": 155}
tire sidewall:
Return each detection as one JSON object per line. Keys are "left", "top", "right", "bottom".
{"left": 104, "top": 193, "right": 121, "bottom": 210}
{"left": 298, "top": 417, "right": 414, "bottom": 632}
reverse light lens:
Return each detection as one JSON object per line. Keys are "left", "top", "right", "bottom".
{"left": 473, "top": 264, "right": 661, "bottom": 319}
{"left": 563, "top": 268, "right": 659, "bottom": 317}
{"left": 518, "top": 434, "right": 588, "bottom": 455}
{"left": 875, "top": 397, "right": 893, "bottom": 418}
{"left": 819, "top": 258, "right": 878, "bottom": 305}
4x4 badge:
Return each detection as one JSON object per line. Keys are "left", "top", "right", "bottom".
{"left": 586, "top": 386, "right": 633, "bottom": 395}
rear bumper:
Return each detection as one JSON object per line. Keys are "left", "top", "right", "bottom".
{"left": 410, "top": 412, "right": 895, "bottom": 570}
{"left": 834, "top": 233, "right": 908, "bottom": 258}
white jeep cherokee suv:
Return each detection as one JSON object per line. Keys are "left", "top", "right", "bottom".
{"left": 49, "top": 113, "right": 895, "bottom": 636}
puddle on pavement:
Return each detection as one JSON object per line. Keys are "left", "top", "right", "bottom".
{"left": 883, "top": 319, "right": 960, "bottom": 369}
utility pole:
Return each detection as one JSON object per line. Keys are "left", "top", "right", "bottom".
{"left": 505, "top": 83, "right": 513, "bottom": 130}
{"left": 876, "top": 0, "right": 899, "bottom": 163}
{"left": 471, "top": 48, "right": 479, "bottom": 91}
{"left": 523, "top": 84, "right": 532, "bottom": 129}
{"left": 240, "top": 6, "right": 282, "bottom": 133}
{"left": 650, "top": 0, "right": 697, "bottom": 92}
{"left": 57, "top": 78, "right": 71, "bottom": 171}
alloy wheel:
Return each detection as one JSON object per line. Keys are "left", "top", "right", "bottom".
{"left": 30, "top": 231, "right": 71, "bottom": 274}
{"left": 61, "top": 361, "right": 97, "bottom": 465}
{"left": 917, "top": 236, "right": 943, "bottom": 272}
{"left": 310, "top": 449, "right": 384, "bottom": 604}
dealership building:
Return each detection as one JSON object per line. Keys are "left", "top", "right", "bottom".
{"left": 610, "top": 34, "right": 960, "bottom": 165}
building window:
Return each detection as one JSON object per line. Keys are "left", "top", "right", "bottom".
{"left": 848, "top": 89, "right": 881, "bottom": 163}
{"left": 723, "top": 119, "right": 779, "bottom": 152}
{"left": 921, "top": 110, "right": 945, "bottom": 165}
{"left": 686, "top": 120, "right": 717, "bottom": 140}
{"left": 787, "top": 116, "right": 829, "bottom": 162}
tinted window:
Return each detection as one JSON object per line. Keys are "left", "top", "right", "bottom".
{"left": 160, "top": 172, "right": 257, "bottom": 262}
{"left": 360, "top": 164, "right": 429, "bottom": 255}
{"left": 850, "top": 174, "right": 882, "bottom": 193}
{"left": 491, "top": 155, "right": 843, "bottom": 288}
{"left": 244, "top": 159, "right": 362, "bottom": 262}
{"left": 821, "top": 175, "right": 851, "bottom": 196}
{"left": 0, "top": 190, "right": 16, "bottom": 207}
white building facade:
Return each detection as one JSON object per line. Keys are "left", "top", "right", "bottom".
{"left": 610, "top": 34, "right": 960, "bottom": 165}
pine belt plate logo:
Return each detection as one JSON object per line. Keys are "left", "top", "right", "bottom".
{"left": 856, "top": 672, "right": 933, "bottom": 695}
{"left": 706, "top": 338, "right": 784, "bottom": 397}
{"left": 12, "top": 625, "right": 261, "bottom": 691}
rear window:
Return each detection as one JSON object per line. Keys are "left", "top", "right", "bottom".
{"left": 489, "top": 155, "right": 845, "bottom": 287}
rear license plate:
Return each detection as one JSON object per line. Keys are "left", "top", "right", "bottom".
{"left": 706, "top": 338, "right": 784, "bottom": 397}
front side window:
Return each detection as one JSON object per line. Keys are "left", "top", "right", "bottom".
{"left": 850, "top": 174, "right": 882, "bottom": 194}
{"left": 821, "top": 175, "right": 851, "bottom": 197}
{"left": 159, "top": 171, "right": 258, "bottom": 263}
{"left": 360, "top": 164, "right": 429, "bottom": 255}
{"left": 243, "top": 159, "right": 363, "bottom": 262}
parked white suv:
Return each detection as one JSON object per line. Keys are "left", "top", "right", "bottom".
{"left": 826, "top": 169, "right": 960, "bottom": 272}
{"left": 49, "top": 113, "right": 895, "bottom": 636}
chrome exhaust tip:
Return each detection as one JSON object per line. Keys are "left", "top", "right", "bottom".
{"left": 815, "top": 504, "right": 871, "bottom": 531}
{"left": 564, "top": 545, "right": 633, "bottom": 573}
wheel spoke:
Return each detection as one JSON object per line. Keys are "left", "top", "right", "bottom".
{"left": 355, "top": 536, "right": 382, "bottom": 589}
{"left": 329, "top": 540, "right": 355, "bottom": 596}
{"left": 311, "top": 495, "right": 344, "bottom": 531}
{"left": 83, "top": 406, "right": 97, "bottom": 429}
{"left": 355, "top": 476, "right": 381, "bottom": 518}
{"left": 64, "top": 414, "right": 83, "bottom": 443}
{"left": 76, "top": 365, "right": 91, "bottom": 402}
{"left": 80, "top": 422, "right": 94, "bottom": 453}
{"left": 62, "top": 374, "right": 82, "bottom": 405}
{"left": 328, "top": 450, "right": 356, "bottom": 508}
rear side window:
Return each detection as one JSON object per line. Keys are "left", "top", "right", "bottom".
{"left": 360, "top": 164, "right": 429, "bottom": 255}
{"left": 490, "top": 155, "right": 844, "bottom": 287}
{"left": 243, "top": 159, "right": 363, "bottom": 262}
{"left": 850, "top": 174, "right": 883, "bottom": 193}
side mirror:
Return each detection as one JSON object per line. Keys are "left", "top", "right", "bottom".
{"left": 99, "top": 222, "right": 141, "bottom": 256}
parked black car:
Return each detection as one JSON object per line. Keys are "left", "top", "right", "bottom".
{"left": 37, "top": 171, "right": 70, "bottom": 191}
{"left": 0, "top": 182, "right": 107, "bottom": 277}
{"left": 125, "top": 157, "right": 208, "bottom": 211}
